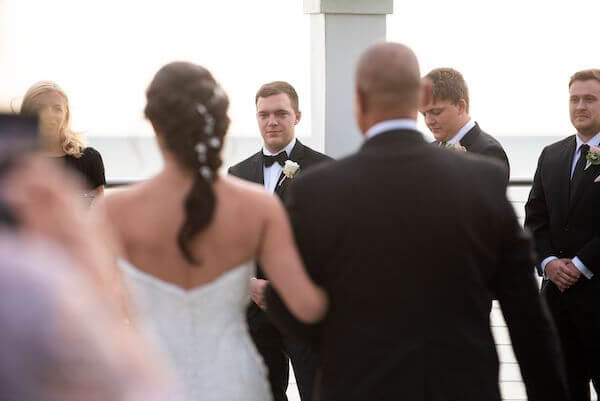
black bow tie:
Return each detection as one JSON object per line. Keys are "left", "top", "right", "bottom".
{"left": 263, "top": 152, "right": 288, "bottom": 167}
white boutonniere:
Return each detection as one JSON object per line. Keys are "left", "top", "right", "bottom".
{"left": 585, "top": 145, "right": 600, "bottom": 170}
{"left": 445, "top": 141, "right": 467, "bottom": 152}
{"left": 278, "top": 160, "right": 300, "bottom": 186}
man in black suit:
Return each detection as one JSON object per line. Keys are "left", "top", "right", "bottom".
{"left": 228, "top": 81, "right": 332, "bottom": 401}
{"left": 264, "top": 42, "right": 569, "bottom": 401}
{"left": 525, "top": 69, "right": 600, "bottom": 401}
{"left": 421, "top": 68, "right": 510, "bottom": 185}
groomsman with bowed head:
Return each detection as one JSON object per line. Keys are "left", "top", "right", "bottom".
{"left": 420, "top": 68, "right": 510, "bottom": 185}
{"left": 525, "top": 68, "right": 600, "bottom": 401}
{"left": 263, "top": 42, "right": 570, "bottom": 401}
{"left": 228, "top": 81, "right": 332, "bottom": 401}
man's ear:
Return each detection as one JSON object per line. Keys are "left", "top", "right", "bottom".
{"left": 355, "top": 87, "right": 367, "bottom": 116}
{"left": 456, "top": 99, "right": 468, "bottom": 115}
{"left": 354, "top": 88, "right": 369, "bottom": 136}
{"left": 294, "top": 110, "right": 302, "bottom": 125}
{"left": 419, "top": 78, "right": 432, "bottom": 110}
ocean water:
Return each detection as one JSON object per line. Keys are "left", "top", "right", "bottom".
{"left": 88, "top": 134, "right": 565, "bottom": 182}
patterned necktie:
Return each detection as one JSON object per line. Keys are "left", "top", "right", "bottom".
{"left": 263, "top": 151, "right": 288, "bottom": 167}
{"left": 570, "top": 144, "right": 589, "bottom": 201}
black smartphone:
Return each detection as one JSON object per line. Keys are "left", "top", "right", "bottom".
{"left": 0, "top": 113, "right": 40, "bottom": 228}
{"left": 0, "top": 113, "right": 39, "bottom": 162}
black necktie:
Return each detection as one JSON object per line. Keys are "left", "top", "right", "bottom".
{"left": 570, "top": 144, "right": 589, "bottom": 201}
{"left": 263, "top": 151, "right": 288, "bottom": 167}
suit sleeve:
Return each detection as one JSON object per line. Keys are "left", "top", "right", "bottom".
{"left": 495, "top": 194, "right": 570, "bottom": 401}
{"left": 480, "top": 145, "right": 510, "bottom": 186}
{"left": 576, "top": 237, "right": 600, "bottom": 274}
{"left": 264, "top": 178, "right": 322, "bottom": 347}
{"left": 524, "top": 148, "right": 554, "bottom": 273}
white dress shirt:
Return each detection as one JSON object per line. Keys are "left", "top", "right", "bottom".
{"left": 262, "top": 137, "right": 296, "bottom": 193}
{"left": 541, "top": 131, "right": 600, "bottom": 280}
{"left": 447, "top": 119, "right": 476, "bottom": 145}
{"left": 365, "top": 119, "right": 418, "bottom": 140}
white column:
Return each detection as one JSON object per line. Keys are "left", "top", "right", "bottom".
{"left": 304, "top": 0, "right": 393, "bottom": 158}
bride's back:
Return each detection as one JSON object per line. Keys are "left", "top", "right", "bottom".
{"left": 107, "top": 171, "right": 276, "bottom": 401}
{"left": 106, "top": 172, "right": 273, "bottom": 290}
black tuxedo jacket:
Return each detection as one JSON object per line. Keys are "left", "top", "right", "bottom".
{"left": 525, "top": 135, "right": 600, "bottom": 305}
{"left": 228, "top": 139, "right": 332, "bottom": 328}
{"left": 266, "top": 129, "right": 569, "bottom": 401}
{"left": 435, "top": 123, "right": 510, "bottom": 186}
{"left": 228, "top": 139, "right": 332, "bottom": 206}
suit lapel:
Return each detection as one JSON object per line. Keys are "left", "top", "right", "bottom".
{"left": 274, "top": 140, "right": 305, "bottom": 198}
{"left": 459, "top": 124, "right": 480, "bottom": 150}
{"left": 568, "top": 159, "right": 600, "bottom": 216}
{"left": 555, "top": 137, "right": 575, "bottom": 221}
{"left": 249, "top": 152, "right": 265, "bottom": 186}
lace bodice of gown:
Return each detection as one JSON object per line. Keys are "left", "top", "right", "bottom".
{"left": 119, "top": 260, "right": 272, "bottom": 401}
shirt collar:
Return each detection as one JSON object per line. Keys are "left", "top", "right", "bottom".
{"left": 365, "top": 119, "right": 418, "bottom": 140}
{"left": 575, "top": 131, "right": 600, "bottom": 152}
{"left": 447, "top": 119, "right": 476, "bottom": 145}
{"left": 263, "top": 136, "right": 297, "bottom": 157}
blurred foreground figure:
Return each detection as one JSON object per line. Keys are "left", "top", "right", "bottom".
{"left": 0, "top": 234, "right": 176, "bottom": 401}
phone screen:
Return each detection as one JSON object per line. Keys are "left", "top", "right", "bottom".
{"left": 0, "top": 114, "right": 38, "bottom": 227}
{"left": 0, "top": 113, "right": 39, "bottom": 158}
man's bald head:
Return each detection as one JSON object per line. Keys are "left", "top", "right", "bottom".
{"left": 356, "top": 42, "right": 422, "bottom": 114}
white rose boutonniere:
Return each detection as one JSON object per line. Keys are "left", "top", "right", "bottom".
{"left": 278, "top": 160, "right": 301, "bottom": 186}
{"left": 585, "top": 145, "right": 600, "bottom": 170}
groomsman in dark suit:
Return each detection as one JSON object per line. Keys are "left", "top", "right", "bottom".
{"left": 228, "top": 81, "right": 332, "bottom": 401}
{"left": 263, "top": 42, "right": 569, "bottom": 401}
{"left": 525, "top": 69, "right": 600, "bottom": 401}
{"left": 421, "top": 68, "right": 510, "bottom": 185}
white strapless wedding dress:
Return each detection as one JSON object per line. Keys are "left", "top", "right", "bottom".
{"left": 119, "top": 260, "right": 272, "bottom": 401}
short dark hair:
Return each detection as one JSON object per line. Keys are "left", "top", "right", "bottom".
{"left": 255, "top": 81, "right": 299, "bottom": 112}
{"left": 425, "top": 68, "right": 470, "bottom": 111}
{"left": 569, "top": 69, "right": 600, "bottom": 87}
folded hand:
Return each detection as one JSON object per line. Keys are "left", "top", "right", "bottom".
{"left": 250, "top": 278, "right": 269, "bottom": 310}
{"left": 546, "top": 258, "right": 580, "bottom": 292}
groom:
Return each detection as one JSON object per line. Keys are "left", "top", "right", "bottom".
{"left": 228, "top": 81, "right": 332, "bottom": 401}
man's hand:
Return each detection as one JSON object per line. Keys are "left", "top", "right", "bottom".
{"left": 250, "top": 278, "right": 269, "bottom": 310}
{"left": 545, "top": 258, "right": 578, "bottom": 292}
{"left": 563, "top": 261, "right": 582, "bottom": 282}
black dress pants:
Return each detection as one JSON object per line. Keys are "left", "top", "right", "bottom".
{"left": 545, "top": 283, "right": 600, "bottom": 401}
{"left": 248, "top": 309, "right": 318, "bottom": 401}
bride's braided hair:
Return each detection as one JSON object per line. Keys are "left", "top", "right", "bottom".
{"left": 144, "top": 62, "right": 230, "bottom": 264}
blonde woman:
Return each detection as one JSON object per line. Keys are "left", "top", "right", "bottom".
{"left": 20, "top": 81, "right": 105, "bottom": 197}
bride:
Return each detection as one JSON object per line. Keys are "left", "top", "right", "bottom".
{"left": 102, "top": 62, "right": 328, "bottom": 400}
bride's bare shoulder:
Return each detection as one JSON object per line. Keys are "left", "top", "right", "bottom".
{"left": 101, "top": 181, "right": 148, "bottom": 223}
